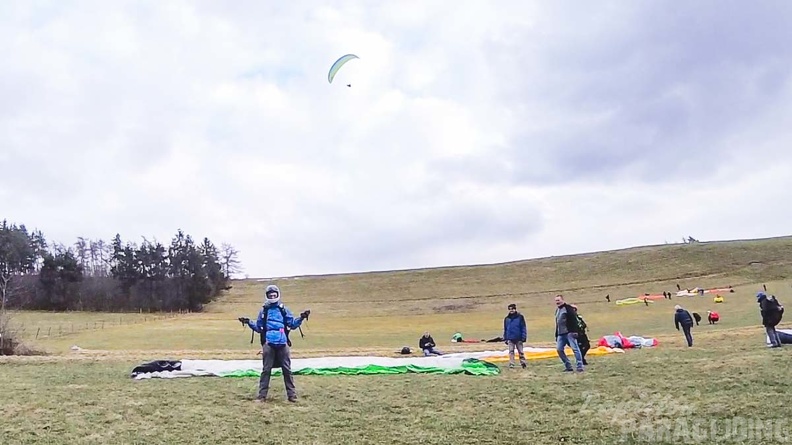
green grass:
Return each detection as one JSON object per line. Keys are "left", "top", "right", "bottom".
{"left": 2, "top": 330, "right": 790, "bottom": 444}
{"left": 4, "top": 311, "right": 177, "bottom": 342}
{"left": 2, "top": 237, "right": 792, "bottom": 444}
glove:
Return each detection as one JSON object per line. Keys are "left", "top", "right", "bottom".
{"left": 238, "top": 317, "right": 249, "bottom": 325}
{"left": 300, "top": 310, "right": 311, "bottom": 320}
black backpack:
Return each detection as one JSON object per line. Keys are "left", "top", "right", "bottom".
{"left": 766, "top": 297, "right": 783, "bottom": 313}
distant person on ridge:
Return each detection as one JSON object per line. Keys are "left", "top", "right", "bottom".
{"left": 674, "top": 305, "right": 695, "bottom": 347}
{"left": 503, "top": 304, "right": 527, "bottom": 369}
{"left": 554, "top": 295, "right": 585, "bottom": 372}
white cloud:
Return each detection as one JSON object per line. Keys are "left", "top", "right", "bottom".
{"left": 2, "top": 1, "right": 791, "bottom": 277}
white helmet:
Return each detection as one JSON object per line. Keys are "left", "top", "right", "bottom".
{"left": 264, "top": 284, "right": 280, "bottom": 305}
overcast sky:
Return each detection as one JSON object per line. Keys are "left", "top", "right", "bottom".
{"left": 2, "top": 1, "right": 792, "bottom": 278}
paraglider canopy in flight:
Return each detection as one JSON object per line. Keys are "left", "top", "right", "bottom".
{"left": 328, "top": 54, "right": 359, "bottom": 84}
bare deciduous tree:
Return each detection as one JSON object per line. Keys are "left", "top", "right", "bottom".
{"left": 220, "top": 243, "right": 243, "bottom": 279}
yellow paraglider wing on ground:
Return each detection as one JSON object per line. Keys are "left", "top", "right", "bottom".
{"left": 481, "top": 346, "right": 622, "bottom": 362}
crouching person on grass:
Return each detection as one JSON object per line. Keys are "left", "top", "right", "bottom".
{"left": 554, "top": 295, "right": 585, "bottom": 373}
{"left": 419, "top": 332, "right": 444, "bottom": 356}
{"left": 238, "top": 284, "right": 309, "bottom": 403}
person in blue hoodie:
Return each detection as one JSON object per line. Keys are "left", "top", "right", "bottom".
{"left": 503, "top": 303, "right": 528, "bottom": 369}
{"left": 238, "top": 284, "right": 309, "bottom": 403}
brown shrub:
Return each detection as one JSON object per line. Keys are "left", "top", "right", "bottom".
{"left": 0, "top": 313, "right": 46, "bottom": 356}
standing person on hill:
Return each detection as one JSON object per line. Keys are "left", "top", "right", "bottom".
{"left": 503, "top": 304, "right": 527, "bottom": 369}
{"left": 570, "top": 304, "right": 591, "bottom": 365}
{"left": 674, "top": 305, "right": 694, "bottom": 347}
{"left": 554, "top": 295, "right": 585, "bottom": 373}
{"left": 758, "top": 292, "right": 784, "bottom": 348}
{"left": 238, "top": 284, "right": 309, "bottom": 403}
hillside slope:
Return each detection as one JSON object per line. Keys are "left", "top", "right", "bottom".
{"left": 22, "top": 236, "right": 792, "bottom": 354}
{"left": 216, "top": 236, "right": 792, "bottom": 308}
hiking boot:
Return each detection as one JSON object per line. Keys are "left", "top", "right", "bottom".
{"left": 288, "top": 397, "right": 298, "bottom": 403}
{"left": 563, "top": 368, "right": 574, "bottom": 372}
{"left": 521, "top": 362, "right": 527, "bottom": 369}
{"left": 254, "top": 397, "right": 267, "bottom": 403}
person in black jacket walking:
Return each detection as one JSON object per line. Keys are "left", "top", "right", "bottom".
{"left": 570, "top": 304, "right": 590, "bottom": 365}
{"left": 758, "top": 292, "right": 785, "bottom": 348}
{"left": 674, "top": 305, "right": 695, "bottom": 347}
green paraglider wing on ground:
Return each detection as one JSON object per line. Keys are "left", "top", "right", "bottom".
{"left": 218, "top": 358, "right": 500, "bottom": 377}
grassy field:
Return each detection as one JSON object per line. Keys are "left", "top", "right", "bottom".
{"left": 2, "top": 237, "right": 792, "bottom": 444}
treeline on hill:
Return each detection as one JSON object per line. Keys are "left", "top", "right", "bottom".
{"left": 0, "top": 219, "right": 243, "bottom": 313}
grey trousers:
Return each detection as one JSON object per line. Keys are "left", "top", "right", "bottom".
{"left": 508, "top": 340, "right": 527, "bottom": 366}
{"left": 766, "top": 325, "right": 782, "bottom": 347}
{"left": 258, "top": 343, "right": 296, "bottom": 399}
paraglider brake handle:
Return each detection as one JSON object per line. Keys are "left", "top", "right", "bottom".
{"left": 238, "top": 317, "right": 249, "bottom": 326}
{"left": 300, "top": 310, "right": 311, "bottom": 320}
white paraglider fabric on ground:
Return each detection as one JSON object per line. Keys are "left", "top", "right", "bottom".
{"left": 130, "top": 347, "right": 624, "bottom": 379}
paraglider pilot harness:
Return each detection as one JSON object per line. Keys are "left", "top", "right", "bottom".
{"left": 239, "top": 305, "right": 309, "bottom": 347}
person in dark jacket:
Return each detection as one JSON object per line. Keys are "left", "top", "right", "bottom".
{"left": 419, "top": 332, "right": 443, "bottom": 356}
{"left": 758, "top": 292, "right": 784, "bottom": 347}
{"left": 503, "top": 303, "right": 527, "bottom": 368}
{"left": 570, "top": 304, "right": 590, "bottom": 365}
{"left": 554, "top": 295, "right": 584, "bottom": 372}
{"left": 692, "top": 312, "right": 702, "bottom": 326}
{"left": 674, "top": 305, "right": 694, "bottom": 347}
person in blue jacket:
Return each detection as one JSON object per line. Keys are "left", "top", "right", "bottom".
{"left": 238, "top": 284, "right": 309, "bottom": 403}
{"left": 503, "top": 303, "right": 528, "bottom": 369}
